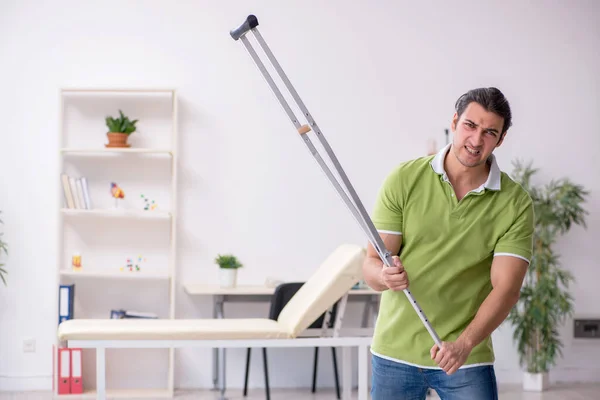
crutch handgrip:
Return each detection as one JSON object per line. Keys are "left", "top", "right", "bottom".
{"left": 297, "top": 124, "right": 311, "bottom": 135}
{"left": 230, "top": 15, "right": 259, "bottom": 40}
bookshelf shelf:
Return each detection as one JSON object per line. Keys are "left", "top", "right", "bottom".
{"left": 54, "top": 388, "right": 172, "bottom": 399}
{"left": 61, "top": 148, "right": 173, "bottom": 155}
{"left": 61, "top": 88, "right": 176, "bottom": 93}
{"left": 55, "top": 88, "right": 178, "bottom": 397}
{"left": 60, "top": 270, "right": 171, "bottom": 281}
{"left": 60, "top": 208, "right": 172, "bottom": 220}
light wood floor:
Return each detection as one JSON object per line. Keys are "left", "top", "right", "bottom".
{"left": 2, "top": 384, "right": 600, "bottom": 400}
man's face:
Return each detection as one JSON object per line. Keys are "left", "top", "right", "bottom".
{"left": 450, "top": 101, "right": 505, "bottom": 168}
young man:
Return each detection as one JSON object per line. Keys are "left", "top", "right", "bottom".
{"left": 363, "top": 87, "right": 534, "bottom": 399}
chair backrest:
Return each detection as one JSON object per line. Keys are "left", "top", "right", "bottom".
{"left": 276, "top": 243, "right": 365, "bottom": 337}
{"left": 268, "top": 282, "right": 304, "bottom": 321}
{"left": 269, "top": 282, "right": 338, "bottom": 329}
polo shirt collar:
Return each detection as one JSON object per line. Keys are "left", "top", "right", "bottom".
{"left": 430, "top": 143, "right": 501, "bottom": 191}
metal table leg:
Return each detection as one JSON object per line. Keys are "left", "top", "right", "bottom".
{"left": 212, "top": 295, "right": 219, "bottom": 390}
{"left": 361, "top": 296, "right": 371, "bottom": 328}
{"left": 371, "top": 295, "right": 379, "bottom": 327}
{"left": 216, "top": 296, "right": 226, "bottom": 399}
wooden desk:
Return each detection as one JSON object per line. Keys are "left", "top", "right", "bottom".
{"left": 183, "top": 283, "right": 380, "bottom": 392}
{"left": 184, "top": 283, "right": 378, "bottom": 296}
{"left": 184, "top": 284, "right": 277, "bottom": 296}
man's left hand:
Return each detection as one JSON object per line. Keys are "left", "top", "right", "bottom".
{"left": 430, "top": 340, "right": 473, "bottom": 375}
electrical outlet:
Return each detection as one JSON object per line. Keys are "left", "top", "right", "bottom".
{"left": 23, "top": 338, "right": 36, "bottom": 353}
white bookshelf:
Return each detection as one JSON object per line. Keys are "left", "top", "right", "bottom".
{"left": 54, "top": 88, "right": 178, "bottom": 398}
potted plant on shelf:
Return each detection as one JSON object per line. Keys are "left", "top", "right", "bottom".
{"left": 507, "top": 159, "right": 588, "bottom": 392}
{"left": 0, "top": 211, "right": 8, "bottom": 286}
{"left": 215, "top": 254, "right": 243, "bottom": 288}
{"left": 105, "top": 109, "right": 138, "bottom": 148}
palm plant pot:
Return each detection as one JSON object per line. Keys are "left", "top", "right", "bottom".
{"left": 106, "top": 132, "right": 130, "bottom": 148}
{"left": 523, "top": 371, "right": 549, "bottom": 392}
{"left": 219, "top": 268, "right": 238, "bottom": 288}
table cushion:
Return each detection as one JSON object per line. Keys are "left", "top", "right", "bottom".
{"left": 58, "top": 318, "right": 291, "bottom": 341}
{"left": 277, "top": 243, "right": 366, "bottom": 336}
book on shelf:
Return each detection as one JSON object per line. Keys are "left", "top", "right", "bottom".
{"left": 61, "top": 173, "right": 92, "bottom": 209}
{"left": 58, "top": 284, "right": 74, "bottom": 325}
{"left": 110, "top": 309, "right": 159, "bottom": 319}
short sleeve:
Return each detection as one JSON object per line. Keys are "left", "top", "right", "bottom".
{"left": 371, "top": 167, "right": 404, "bottom": 235}
{"left": 494, "top": 192, "right": 534, "bottom": 263}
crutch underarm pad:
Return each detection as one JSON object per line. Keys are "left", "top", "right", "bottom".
{"left": 230, "top": 15, "right": 259, "bottom": 40}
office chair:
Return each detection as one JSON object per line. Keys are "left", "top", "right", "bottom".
{"left": 243, "top": 282, "right": 341, "bottom": 400}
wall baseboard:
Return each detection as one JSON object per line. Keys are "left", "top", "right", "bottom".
{"left": 495, "top": 367, "right": 600, "bottom": 385}
{"left": 552, "top": 368, "right": 600, "bottom": 383}
{"left": 1, "top": 369, "right": 598, "bottom": 393}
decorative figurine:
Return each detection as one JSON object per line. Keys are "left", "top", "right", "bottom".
{"left": 120, "top": 255, "right": 146, "bottom": 272}
{"left": 111, "top": 182, "right": 125, "bottom": 208}
{"left": 135, "top": 255, "right": 146, "bottom": 271}
{"left": 71, "top": 253, "right": 82, "bottom": 271}
{"left": 140, "top": 194, "right": 157, "bottom": 211}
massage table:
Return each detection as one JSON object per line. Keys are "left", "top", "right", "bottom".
{"left": 58, "top": 243, "right": 372, "bottom": 400}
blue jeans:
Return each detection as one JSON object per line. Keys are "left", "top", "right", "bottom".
{"left": 371, "top": 354, "right": 498, "bottom": 400}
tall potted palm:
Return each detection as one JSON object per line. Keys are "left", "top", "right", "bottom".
{"left": 0, "top": 212, "right": 7, "bottom": 285}
{"left": 507, "top": 160, "right": 588, "bottom": 391}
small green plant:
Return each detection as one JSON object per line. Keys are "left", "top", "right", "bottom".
{"left": 105, "top": 110, "right": 138, "bottom": 134}
{"left": 0, "top": 211, "right": 8, "bottom": 286}
{"left": 507, "top": 159, "right": 588, "bottom": 374}
{"left": 214, "top": 254, "right": 243, "bottom": 269}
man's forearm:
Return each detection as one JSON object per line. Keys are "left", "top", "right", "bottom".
{"left": 457, "top": 287, "right": 519, "bottom": 349}
{"left": 362, "top": 256, "right": 387, "bottom": 291}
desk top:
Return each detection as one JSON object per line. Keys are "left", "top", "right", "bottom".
{"left": 183, "top": 283, "right": 379, "bottom": 296}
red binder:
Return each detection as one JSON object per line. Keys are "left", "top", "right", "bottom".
{"left": 52, "top": 345, "right": 55, "bottom": 393}
{"left": 70, "top": 348, "right": 83, "bottom": 394}
{"left": 57, "top": 347, "right": 70, "bottom": 394}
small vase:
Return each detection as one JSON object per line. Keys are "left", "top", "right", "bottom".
{"left": 219, "top": 268, "right": 238, "bottom": 288}
{"left": 523, "top": 371, "right": 549, "bottom": 391}
{"left": 106, "top": 132, "right": 130, "bottom": 148}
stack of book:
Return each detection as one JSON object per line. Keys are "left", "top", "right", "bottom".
{"left": 60, "top": 173, "right": 92, "bottom": 209}
{"left": 110, "top": 309, "right": 158, "bottom": 319}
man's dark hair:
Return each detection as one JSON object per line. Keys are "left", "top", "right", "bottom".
{"left": 455, "top": 87, "right": 512, "bottom": 134}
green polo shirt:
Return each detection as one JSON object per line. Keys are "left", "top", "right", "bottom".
{"left": 370, "top": 143, "right": 534, "bottom": 369}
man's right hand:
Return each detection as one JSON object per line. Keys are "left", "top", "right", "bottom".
{"left": 380, "top": 256, "right": 409, "bottom": 291}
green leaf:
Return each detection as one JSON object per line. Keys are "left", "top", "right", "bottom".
{"left": 214, "top": 254, "right": 243, "bottom": 269}
{"left": 105, "top": 111, "right": 138, "bottom": 134}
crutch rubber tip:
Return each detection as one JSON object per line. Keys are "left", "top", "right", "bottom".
{"left": 230, "top": 15, "right": 259, "bottom": 40}
{"left": 298, "top": 124, "right": 311, "bottom": 135}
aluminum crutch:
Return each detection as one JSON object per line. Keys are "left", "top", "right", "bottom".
{"left": 230, "top": 15, "right": 442, "bottom": 348}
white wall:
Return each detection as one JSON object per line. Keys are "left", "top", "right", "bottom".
{"left": 1, "top": 0, "right": 599, "bottom": 392}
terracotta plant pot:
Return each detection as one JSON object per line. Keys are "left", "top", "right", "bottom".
{"left": 106, "top": 132, "right": 130, "bottom": 148}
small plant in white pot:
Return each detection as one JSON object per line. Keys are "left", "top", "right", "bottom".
{"left": 215, "top": 254, "right": 243, "bottom": 288}
{"left": 507, "top": 160, "right": 588, "bottom": 392}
